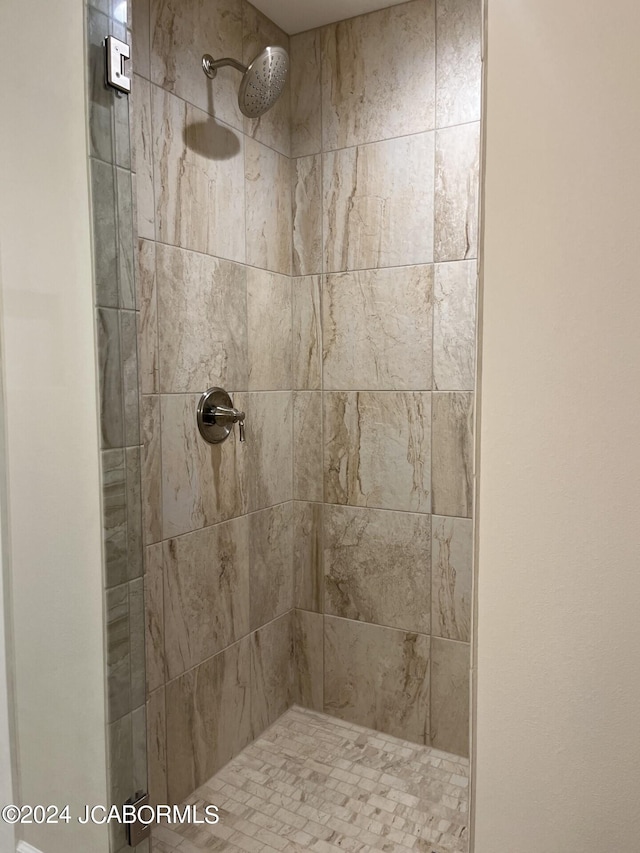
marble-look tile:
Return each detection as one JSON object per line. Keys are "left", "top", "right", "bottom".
{"left": 245, "top": 138, "right": 292, "bottom": 276}
{"left": 323, "top": 266, "right": 433, "bottom": 391}
{"left": 293, "top": 392, "right": 322, "bottom": 502}
{"left": 97, "top": 308, "right": 124, "bottom": 449}
{"left": 434, "top": 122, "right": 480, "bottom": 262}
{"left": 145, "top": 543, "right": 165, "bottom": 694}
{"left": 161, "top": 393, "right": 248, "bottom": 538}
{"left": 163, "top": 516, "right": 249, "bottom": 679}
{"left": 141, "top": 395, "right": 162, "bottom": 544}
{"left": 91, "top": 159, "right": 118, "bottom": 308}
{"left": 294, "top": 501, "right": 323, "bottom": 613}
{"left": 249, "top": 503, "right": 293, "bottom": 631}
{"left": 434, "top": 260, "right": 477, "bottom": 391}
{"left": 247, "top": 268, "right": 292, "bottom": 391}
{"left": 321, "top": 1, "right": 436, "bottom": 150}
{"left": 114, "top": 79, "right": 132, "bottom": 172}
{"left": 324, "top": 133, "right": 435, "bottom": 272}
{"left": 137, "top": 239, "right": 158, "bottom": 395}
{"left": 432, "top": 515, "right": 472, "bottom": 642}
{"left": 153, "top": 87, "right": 245, "bottom": 262}
{"left": 250, "top": 613, "right": 294, "bottom": 739}
{"left": 87, "top": 9, "right": 114, "bottom": 165}
{"left": 166, "top": 638, "right": 251, "bottom": 804}
{"left": 131, "top": 75, "right": 154, "bottom": 241}
{"left": 150, "top": 0, "right": 243, "bottom": 130}
{"left": 324, "top": 505, "right": 431, "bottom": 634}
{"left": 242, "top": 2, "right": 290, "bottom": 156}
{"left": 436, "top": 0, "right": 482, "bottom": 127}
{"left": 132, "top": 704, "right": 148, "bottom": 792}
{"left": 292, "top": 276, "right": 321, "bottom": 391}
{"left": 132, "top": 0, "right": 150, "bottom": 80}
{"left": 431, "top": 392, "right": 473, "bottom": 517}
{"left": 324, "top": 392, "right": 431, "bottom": 513}
{"left": 126, "top": 446, "right": 143, "bottom": 579}
{"left": 102, "top": 449, "right": 127, "bottom": 588}
{"left": 129, "top": 576, "right": 146, "bottom": 709}
{"left": 120, "top": 309, "right": 140, "bottom": 446}
{"left": 430, "top": 638, "right": 469, "bottom": 757}
{"left": 116, "top": 167, "right": 136, "bottom": 309}
{"left": 246, "top": 392, "right": 292, "bottom": 512}
{"left": 290, "top": 29, "right": 321, "bottom": 158}
{"left": 294, "top": 609, "right": 323, "bottom": 712}
{"left": 107, "top": 712, "right": 132, "bottom": 852}
{"left": 292, "top": 155, "right": 322, "bottom": 277}
{"left": 147, "top": 687, "right": 167, "bottom": 807}
{"left": 324, "top": 617, "right": 430, "bottom": 744}
{"left": 156, "top": 243, "right": 248, "bottom": 393}
{"left": 107, "top": 583, "right": 131, "bottom": 722}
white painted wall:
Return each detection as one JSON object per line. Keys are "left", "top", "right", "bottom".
{"left": 0, "top": 1, "right": 109, "bottom": 851}
{"left": 473, "top": 0, "right": 640, "bottom": 850}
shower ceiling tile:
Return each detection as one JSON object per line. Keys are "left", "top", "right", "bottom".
{"left": 324, "top": 617, "right": 430, "bottom": 744}
{"left": 155, "top": 244, "right": 248, "bottom": 394}
{"left": 321, "top": 1, "right": 436, "bottom": 151}
{"left": 323, "top": 265, "right": 434, "bottom": 391}
{"left": 250, "top": 0, "right": 410, "bottom": 35}
{"left": 324, "top": 504, "right": 431, "bottom": 634}
{"left": 152, "top": 87, "right": 245, "bottom": 263}
{"left": 324, "top": 391, "right": 432, "bottom": 513}
{"left": 323, "top": 133, "right": 435, "bottom": 272}
{"left": 242, "top": 2, "right": 291, "bottom": 157}
{"left": 150, "top": 0, "right": 243, "bottom": 130}
{"left": 163, "top": 516, "right": 250, "bottom": 680}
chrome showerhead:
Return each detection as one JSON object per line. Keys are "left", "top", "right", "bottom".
{"left": 202, "top": 46, "right": 289, "bottom": 118}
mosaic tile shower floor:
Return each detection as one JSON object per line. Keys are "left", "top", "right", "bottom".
{"left": 153, "top": 706, "right": 469, "bottom": 853}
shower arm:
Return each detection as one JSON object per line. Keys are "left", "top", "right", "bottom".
{"left": 202, "top": 54, "right": 247, "bottom": 79}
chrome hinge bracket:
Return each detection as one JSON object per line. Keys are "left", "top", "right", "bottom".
{"left": 105, "top": 35, "right": 131, "bottom": 94}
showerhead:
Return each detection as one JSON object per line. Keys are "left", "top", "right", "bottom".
{"left": 202, "top": 46, "right": 289, "bottom": 119}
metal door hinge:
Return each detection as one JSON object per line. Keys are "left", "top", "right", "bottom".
{"left": 125, "top": 791, "right": 151, "bottom": 847}
{"left": 105, "top": 35, "right": 131, "bottom": 94}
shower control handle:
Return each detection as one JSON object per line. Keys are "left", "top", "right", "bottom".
{"left": 197, "top": 388, "right": 246, "bottom": 445}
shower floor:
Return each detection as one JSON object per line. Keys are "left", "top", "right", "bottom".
{"left": 152, "top": 706, "right": 469, "bottom": 853}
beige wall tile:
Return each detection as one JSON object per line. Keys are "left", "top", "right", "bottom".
{"left": 251, "top": 613, "right": 294, "bottom": 738}
{"left": 434, "top": 122, "right": 480, "bottom": 261}
{"left": 152, "top": 86, "right": 245, "bottom": 261}
{"left": 321, "top": 1, "right": 436, "bottom": 150}
{"left": 144, "top": 542, "right": 165, "bottom": 694}
{"left": 293, "top": 276, "right": 322, "bottom": 391}
{"left": 323, "top": 133, "right": 435, "bottom": 272}
{"left": 249, "top": 503, "right": 294, "bottom": 631}
{"left": 436, "top": 0, "right": 482, "bottom": 127}
{"left": 294, "top": 501, "right": 323, "bottom": 613}
{"left": 165, "top": 638, "right": 251, "bottom": 804}
{"left": 137, "top": 238, "right": 158, "bottom": 394}
{"left": 156, "top": 243, "right": 247, "bottom": 394}
{"left": 432, "top": 392, "right": 473, "bottom": 517}
{"left": 324, "top": 505, "right": 431, "bottom": 633}
{"left": 293, "top": 392, "right": 323, "bottom": 502}
{"left": 290, "top": 29, "right": 321, "bottom": 158}
{"left": 292, "top": 155, "right": 322, "bottom": 276}
{"left": 246, "top": 392, "right": 293, "bottom": 512}
{"left": 161, "top": 394, "right": 248, "bottom": 537}
{"left": 146, "top": 687, "right": 167, "bottom": 808}
{"left": 294, "top": 609, "right": 323, "bottom": 712}
{"left": 163, "top": 516, "right": 250, "bottom": 679}
{"left": 131, "top": 75, "right": 154, "bottom": 240}
{"left": 432, "top": 515, "right": 472, "bottom": 642}
{"left": 324, "top": 391, "right": 431, "bottom": 513}
{"left": 150, "top": 0, "right": 243, "bottom": 129}
{"left": 131, "top": 0, "right": 150, "bottom": 80}
{"left": 433, "top": 260, "right": 477, "bottom": 391}
{"left": 323, "top": 266, "right": 433, "bottom": 391}
{"left": 324, "top": 617, "right": 430, "bottom": 744}
{"left": 245, "top": 137, "right": 292, "bottom": 275}
{"left": 247, "top": 267, "right": 292, "bottom": 391}
{"left": 141, "top": 394, "right": 162, "bottom": 545}
{"left": 430, "top": 637, "right": 469, "bottom": 757}
{"left": 242, "top": 1, "right": 290, "bottom": 156}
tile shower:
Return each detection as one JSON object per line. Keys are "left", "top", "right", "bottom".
{"left": 89, "top": 0, "right": 481, "bottom": 849}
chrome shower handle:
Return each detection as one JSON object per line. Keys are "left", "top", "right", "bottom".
{"left": 197, "top": 388, "right": 246, "bottom": 444}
